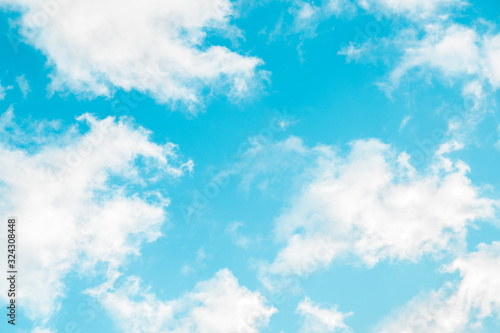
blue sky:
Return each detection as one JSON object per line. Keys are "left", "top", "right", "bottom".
{"left": 1, "top": 0, "right": 500, "bottom": 332}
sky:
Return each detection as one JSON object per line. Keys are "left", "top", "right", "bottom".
{"left": 0, "top": 0, "right": 500, "bottom": 332}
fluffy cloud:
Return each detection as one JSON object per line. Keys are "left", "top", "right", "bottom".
{"left": 390, "top": 24, "right": 481, "bottom": 85}
{"left": 0, "top": 0, "right": 264, "bottom": 111}
{"left": 388, "top": 23, "right": 500, "bottom": 92}
{"left": 0, "top": 109, "right": 192, "bottom": 323}
{"left": 297, "top": 297, "right": 352, "bottom": 332}
{"left": 482, "top": 34, "right": 500, "bottom": 88}
{"left": 376, "top": 242, "right": 500, "bottom": 333}
{"left": 94, "top": 269, "right": 276, "bottom": 333}
{"left": 251, "top": 137, "right": 495, "bottom": 281}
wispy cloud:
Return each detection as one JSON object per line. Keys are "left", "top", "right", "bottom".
{"left": 15, "top": 75, "right": 31, "bottom": 98}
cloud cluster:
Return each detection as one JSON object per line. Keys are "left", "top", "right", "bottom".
{"left": 246, "top": 137, "right": 495, "bottom": 282}
{"left": 0, "top": 0, "right": 264, "bottom": 110}
{"left": 0, "top": 110, "right": 192, "bottom": 323}
{"left": 95, "top": 269, "right": 276, "bottom": 333}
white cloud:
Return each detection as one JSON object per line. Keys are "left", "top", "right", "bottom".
{"left": 0, "top": 83, "right": 6, "bottom": 100}
{"left": 285, "top": 0, "right": 462, "bottom": 40}
{"left": 0, "top": 81, "right": 13, "bottom": 100}
{"left": 266, "top": 0, "right": 356, "bottom": 44}
{"left": 0, "top": 110, "right": 192, "bottom": 324}
{"left": 289, "top": 1, "right": 322, "bottom": 38}
{"left": 0, "top": 105, "right": 64, "bottom": 145}
{"left": 15, "top": 74, "right": 31, "bottom": 98}
{"left": 94, "top": 269, "right": 276, "bottom": 333}
{"left": 358, "top": 0, "right": 463, "bottom": 20}
{"left": 297, "top": 297, "right": 352, "bottom": 333}
{"left": 390, "top": 24, "right": 480, "bottom": 85}
{"left": 225, "top": 221, "right": 251, "bottom": 248}
{"left": 0, "top": 0, "right": 264, "bottom": 111}
{"left": 338, "top": 42, "right": 374, "bottom": 64}
{"left": 31, "top": 328, "right": 56, "bottom": 333}
{"left": 482, "top": 34, "right": 500, "bottom": 88}
{"left": 369, "top": 23, "right": 500, "bottom": 141}
{"left": 251, "top": 138, "right": 494, "bottom": 282}
{"left": 399, "top": 115, "right": 412, "bottom": 131}
{"left": 237, "top": 135, "right": 310, "bottom": 193}
{"left": 332, "top": 16, "right": 500, "bottom": 145}
{"left": 495, "top": 125, "right": 500, "bottom": 151}
{"left": 376, "top": 242, "right": 500, "bottom": 333}
{"left": 181, "top": 247, "right": 210, "bottom": 276}
{"left": 388, "top": 23, "right": 500, "bottom": 93}
{"left": 326, "top": 0, "right": 357, "bottom": 15}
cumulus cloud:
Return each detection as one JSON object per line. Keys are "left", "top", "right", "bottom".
{"left": 297, "top": 297, "right": 352, "bottom": 333}
{"left": 0, "top": 0, "right": 264, "bottom": 111}
{"left": 390, "top": 24, "right": 481, "bottom": 85}
{"left": 376, "top": 242, "right": 500, "bottom": 333}
{"left": 0, "top": 109, "right": 192, "bottom": 324}
{"left": 482, "top": 34, "right": 500, "bottom": 88}
{"left": 387, "top": 23, "right": 500, "bottom": 94}
{"left": 247, "top": 137, "right": 495, "bottom": 283}
{"left": 93, "top": 269, "right": 276, "bottom": 333}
